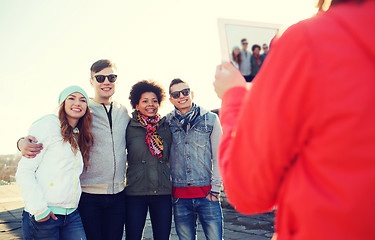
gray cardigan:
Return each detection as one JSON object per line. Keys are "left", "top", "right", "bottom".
{"left": 80, "top": 99, "right": 130, "bottom": 194}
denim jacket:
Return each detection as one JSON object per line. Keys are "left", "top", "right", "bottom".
{"left": 166, "top": 106, "right": 222, "bottom": 193}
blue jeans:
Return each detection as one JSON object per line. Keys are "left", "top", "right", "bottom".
{"left": 22, "top": 209, "right": 86, "bottom": 240}
{"left": 78, "top": 190, "right": 126, "bottom": 240}
{"left": 173, "top": 197, "right": 223, "bottom": 240}
{"left": 125, "top": 195, "right": 172, "bottom": 240}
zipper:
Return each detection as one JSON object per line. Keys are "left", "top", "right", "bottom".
{"left": 102, "top": 103, "right": 116, "bottom": 193}
{"left": 70, "top": 136, "right": 79, "bottom": 208}
{"left": 111, "top": 127, "right": 116, "bottom": 193}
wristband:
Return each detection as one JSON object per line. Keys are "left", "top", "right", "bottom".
{"left": 209, "top": 191, "right": 219, "bottom": 198}
{"left": 16, "top": 137, "right": 25, "bottom": 152}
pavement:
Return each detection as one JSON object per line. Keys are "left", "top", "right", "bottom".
{"left": 0, "top": 184, "right": 275, "bottom": 239}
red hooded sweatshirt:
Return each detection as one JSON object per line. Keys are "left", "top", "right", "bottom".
{"left": 219, "top": 1, "right": 375, "bottom": 239}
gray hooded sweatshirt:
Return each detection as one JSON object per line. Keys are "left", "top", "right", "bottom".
{"left": 80, "top": 99, "right": 130, "bottom": 194}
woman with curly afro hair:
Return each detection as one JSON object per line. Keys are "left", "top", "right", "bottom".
{"left": 125, "top": 80, "right": 172, "bottom": 240}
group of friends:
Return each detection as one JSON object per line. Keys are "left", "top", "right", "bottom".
{"left": 231, "top": 39, "right": 269, "bottom": 82}
{"left": 16, "top": 59, "right": 223, "bottom": 240}
{"left": 14, "top": 0, "right": 375, "bottom": 239}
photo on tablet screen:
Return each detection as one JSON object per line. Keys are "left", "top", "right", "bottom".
{"left": 218, "top": 18, "right": 281, "bottom": 63}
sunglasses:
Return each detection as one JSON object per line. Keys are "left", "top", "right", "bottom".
{"left": 242, "top": 42, "right": 248, "bottom": 45}
{"left": 93, "top": 74, "right": 117, "bottom": 83}
{"left": 170, "top": 88, "right": 190, "bottom": 99}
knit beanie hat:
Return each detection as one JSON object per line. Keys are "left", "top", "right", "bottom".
{"left": 232, "top": 46, "right": 240, "bottom": 51}
{"left": 58, "top": 85, "right": 89, "bottom": 105}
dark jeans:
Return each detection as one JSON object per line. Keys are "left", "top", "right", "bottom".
{"left": 249, "top": 74, "right": 256, "bottom": 82}
{"left": 78, "top": 190, "right": 126, "bottom": 240}
{"left": 243, "top": 74, "right": 253, "bottom": 82}
{"left": 125, "top": 195, "right": 172, "bottom": 240}
{"left": 22, "top": 210, "right": 86, "bottom": 240}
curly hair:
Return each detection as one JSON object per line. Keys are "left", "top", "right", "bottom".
{"left": 129, "top": 80, "right": 166, "bottom": 109}
{"left": 251, "top": 44, "right": 261, "bottom": 52}
{"left": 58, "top": 102, "right": 94, "bottom": 167}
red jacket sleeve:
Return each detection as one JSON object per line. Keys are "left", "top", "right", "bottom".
{"left": 219, "top": 24, "right": 315, "bottom": 214}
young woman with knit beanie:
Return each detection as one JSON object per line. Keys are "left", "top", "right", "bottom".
{"left": 16, "top": 85, "right": 93, "bottom": 240}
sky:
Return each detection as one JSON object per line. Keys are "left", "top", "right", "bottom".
{"left": 0, "top": 0, "right": 317, "bottom": 155}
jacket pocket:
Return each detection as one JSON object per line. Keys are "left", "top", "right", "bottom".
{"left": 126, "top": 165, "right": 145, "bottom": 191}
{"left": 160, "top": 164, "right": 172, "bottom": 192}
{"left": 170, "top": 126, "right": 183, "bottom": 145}
{"left": 192, "top": 126, "right": 212, "bottom": 148}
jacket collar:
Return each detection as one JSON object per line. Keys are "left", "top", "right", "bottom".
{"left": 167, "top": 103, "right": 209, "bottom": 121}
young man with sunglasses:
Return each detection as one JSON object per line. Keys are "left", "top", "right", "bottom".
{"left": 260, "top": 43, "right": 269, "bottom": 62}
{"left": 240, "top": 38, "right": 252, "bottom": 82}
{"left": 17, "top": 59, "right": 130, "bottom": 240}
{"left": 166, "top": 78, "right": 223, "bottom": 240}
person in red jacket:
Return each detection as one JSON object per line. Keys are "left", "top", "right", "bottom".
{"left": 213, "top": 0, "right": 375, "bottom": 239}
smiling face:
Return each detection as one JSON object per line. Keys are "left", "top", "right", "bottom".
{"left": 253, "top": 47, "right": 260, "bottom": 55}
{"left": 136, "top": 92, "right": 159, "bottom": 117}
{"left": 233, "top": 47, "right": 240, "bottom": 56}
{"left": 263, "top": 44, "right": 269, "bottom": 53}
{"left": 64, "top": 92, "right": 88, "bottom": 127}
{"left": 90, "top": 66, "right": 117, "bottom": 105}
{"left": 169, "top": 82, "right": 194, "bottom": 115}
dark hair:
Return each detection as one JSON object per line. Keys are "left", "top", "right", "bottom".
{"left": 169, "top": 78, "right": 187, "bottom": 94}
{"left": 317, "top": 0, "right": 365, "bottom": 10}
{"left": 129, "top": 80, "right": 166, "bottom": 109}
{"left": 241, "top": 38, "right": 247, "bottom": 43}
{"left": 90, "top": 59, "right": 117, "bottom": 76}
{"left": 252, "top": 44, "right": 261, "bottom": 52}
{"left": 58, "top": 102, "right": 93, "bottom": 167}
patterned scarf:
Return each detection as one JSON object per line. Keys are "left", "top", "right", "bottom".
{"left": 136, "top": 111, "right": 163, "bottom": 158}
{"left": 175, "top": 103, "right": 200, "bottom": 133}
{"left": 255, "top": 54, "right": 261, "bottom": 66}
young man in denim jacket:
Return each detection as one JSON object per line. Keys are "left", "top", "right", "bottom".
{"left": 166, "top": 78, "right": 223, "bottom": 240}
